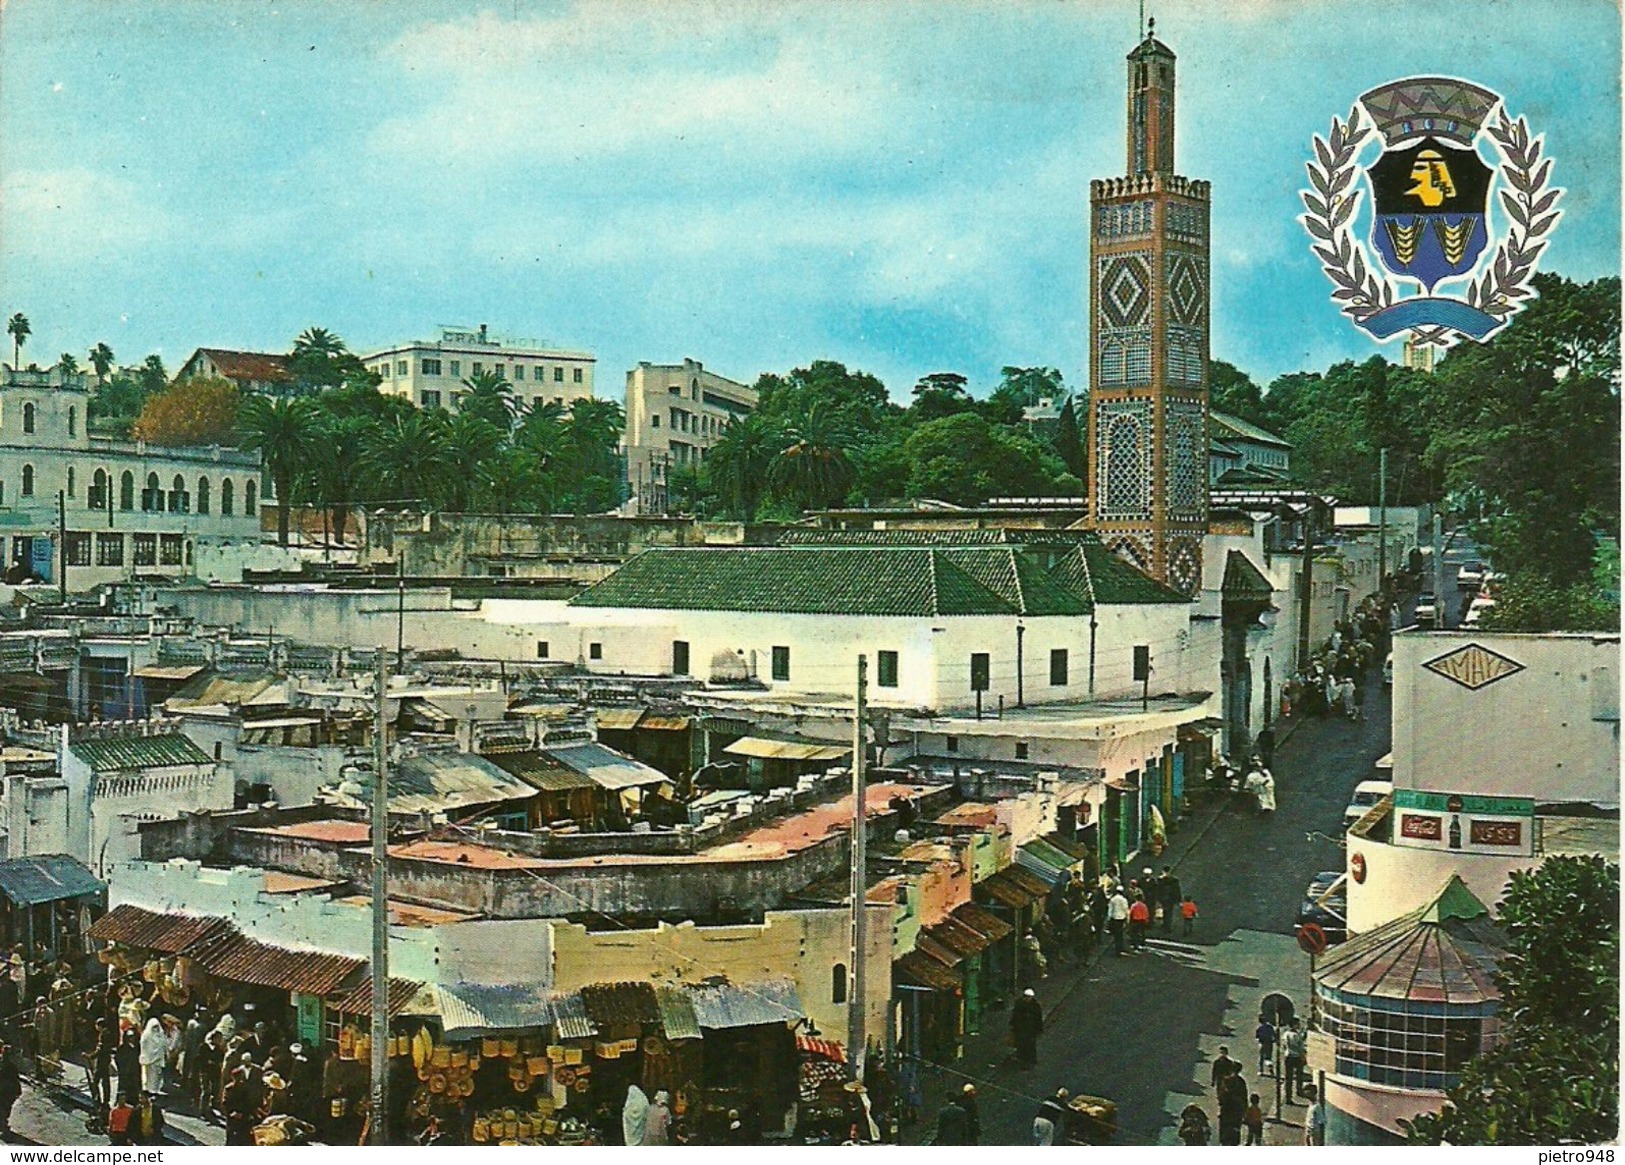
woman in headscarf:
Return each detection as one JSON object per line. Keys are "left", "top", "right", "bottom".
{"left": 621, "top": 1084, "right": 650, "bottom": 1146}
{"left": 138, "top": 1018, "right": 167, "bottom": 1095}
{"left": 643, "top": 1090, "right": 671, "bottom": 1145}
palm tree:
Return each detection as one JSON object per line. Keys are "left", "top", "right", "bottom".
{"left": 359, "top": 410, "right": 452, "bottom": 507}
{"left": 770, "top": 400, "right": 856, "bottom": 512}
{"left": 7, "top": 313, "right": 30, "bottom": 368}
{"left": 310, "top": 412, "right": 370, "bottom": 545}
{"left": 58, "top": 353, "right": 79, "bottom": 374}
{"left": 239, "top": 396, "right": 317, "bottom": 546}
{"left": 292, "top": 327, "right": 345, "bottom": 360}
{"left": 88, "top": 342, "right": 115, "bottom": 381}
{"left": 560, "top": 398, "right": 626, "bottom": 513}
{"left": 708, "top": 412, "right": 785, "bottom": 519}
{"left": 457, "top": 369, "right": 517, "bottom": 431}
{"left": 441, "top": 412, "right": 503, "bottom": 510}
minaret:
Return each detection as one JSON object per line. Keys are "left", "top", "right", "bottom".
{"left": 1087, "top": 20, "right": 1211, "bottom": 595}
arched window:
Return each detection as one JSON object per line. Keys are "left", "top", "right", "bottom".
{"left": 144, "top": 472, "right": 160, "bottom": 512}
{"left": 170, "top": 474, "right": 187, "bottom": 513}
{"left": 221, "top": 479, "right": 234, "bottom": 516}
{"left": 1105, "top": 414, "right": 1145, "bottom": 514}
{"left": 21, "top": 465, "right": 34, "bottom": 496}
{"left": 245, "top": 480, "right": 256, "bottom": 516}
{"left": 68, "top": 406, "right": 76, "bottom": 438}
{"left": 91, "top": 468, "right": 106, "bottom": 509}
{"left": 832, "top": 963, "right": 848, "bottom": 1005}
{"left": 197, "top": 477, "right": 210, "bottom": 515}
{"left": 22, "top": 404, "right": 34, "bottom": 435}
{"left": 120, "top": 470, "right": 134, "bottom": 511}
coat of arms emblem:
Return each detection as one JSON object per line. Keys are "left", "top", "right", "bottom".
{"left": 1301, "top": 77, "right": 1562, "bottom": 348}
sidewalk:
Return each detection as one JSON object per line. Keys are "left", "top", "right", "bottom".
{"left": 4, "top": 1067, "right": 225, "bottom": 1147}
{"left": 900, "top": 782, "right": 1236, "bottom": 1145}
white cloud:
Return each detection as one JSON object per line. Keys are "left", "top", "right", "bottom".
{"left": 0, "top": 167, "right": 173, "bottom": 262}
{"left": 373, "top": 3, "right": 889, "bottom": 168}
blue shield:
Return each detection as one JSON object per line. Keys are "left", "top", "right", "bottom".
{"left": 1367, "top": 138, "right": 1492, "bottom": 292}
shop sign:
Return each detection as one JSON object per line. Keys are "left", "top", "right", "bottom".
{"left": 1391, "top": 791, "right": 1534, "bottom": 857}
{"left": 296, "top": 993, "right": 323, "bottom": 1043}
{"left": 1394, "top": 789, "right": 1534, "bottom": 816}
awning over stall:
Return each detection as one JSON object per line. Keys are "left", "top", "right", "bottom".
{"left": 687, "top": 979, "right": 804, "bottom": 1029}
{"left": 0, "top": 855, "right": 104, "bottom": 907}
{"left": 723, "top": 736, "right": 851, "bottom": 763}
{"left": 435, "top": 982, "right": 556, "bottom": 1038}
{"left": 89, "top": 903, "right": 231, "bottom": 953}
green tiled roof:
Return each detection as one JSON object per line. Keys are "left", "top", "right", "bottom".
{"left": 568, "top": 541, "right": 1187, "bottom": 616}
{"left": 68, "top": 733, "right": 213, "bottom": 773}
{"left": 1221, "top": 549, "right": 1275, "bottom": 600}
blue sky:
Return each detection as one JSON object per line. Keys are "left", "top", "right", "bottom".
{"left": 1, "top": 0, "right": 1618, "bottom": 402}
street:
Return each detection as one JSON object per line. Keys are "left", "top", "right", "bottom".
{"left": 907, "top": 670, "right": 1393, "bottom": 1145}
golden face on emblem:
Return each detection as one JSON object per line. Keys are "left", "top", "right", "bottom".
{"left": 1406, "top": 149, "right": 1457, "bottom": 208}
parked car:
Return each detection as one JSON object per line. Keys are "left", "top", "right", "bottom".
{"left": 1296, "top": 871, "right": 1347, "bottom": 944}
{"left": 1382, "top": 652, "right": 1393, "bottom": 689}
{"left": 1456, "top": 560, "right": 1486, "bottom": 589}
{"left": 1413, "top": 591, "right": 1438, "bottom": 628}
{"left": 1343, "top": 779, "right": 1393, "bottom": 832}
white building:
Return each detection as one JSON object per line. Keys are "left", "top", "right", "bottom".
{"left": 1345, "top": 629, "right": 1619, "bottom": 935}
{"left": 624, "top": 359, "right": 756, "bottom": 513}
{"left": 1209, "top": 411, "right": 1292, "bottom": 487}
{"left": 0, "top": 365, "right": 266, "bottom": 590}
{"left": 1, "top": 726, "right": 231, "bottom": 876}
{"left": 362, "top": 326, "right": 595, "bottom": 414}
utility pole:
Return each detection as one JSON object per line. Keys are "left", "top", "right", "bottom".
{"left": 1377, "top": 447, "right": 1388, "bottom": 599}
{"left": 1015, "top": 623, "right": 1026, "bottom": 709}
{"left": 370, "top": 652, "right": 390, "bottom": 1145}
{"left": 848, "top": 654, "right": 868, "bottom": 1080}
{"left": 57, "top": 491, "right": 67, "bottom": 604}
{"left": 395, "top": 560, "right": 406, "bottom": 669}
{"left": 1298, "top": 522, "right": 1315, "bottom": 668}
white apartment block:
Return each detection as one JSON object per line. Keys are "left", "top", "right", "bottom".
{"left": 0, "top": 366, "right": 265, "bottom": 591}
{"left": 363, "top": 325, "right": 595, "bottom": 415}
{"left": 624, "top": 358, "right": 756, "bottom": 513}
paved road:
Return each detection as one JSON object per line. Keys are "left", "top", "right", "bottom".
{"left": 907, "top": 675, "right": 1392, "bottom": 1146}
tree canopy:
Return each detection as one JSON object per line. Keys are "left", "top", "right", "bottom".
{"left": 1402, "top": 856, "right": 1619, "bottom": 1145}
{"left": 131, "top": 376, "right": 240, "bottom": 447}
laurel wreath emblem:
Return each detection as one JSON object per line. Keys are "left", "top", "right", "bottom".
{"left": 1301, "top": 102, "right": 1562, "bottom": 346}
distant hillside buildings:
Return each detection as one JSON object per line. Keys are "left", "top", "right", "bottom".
{"left": 362, "top": 325, "right": 596, "bottom": 414}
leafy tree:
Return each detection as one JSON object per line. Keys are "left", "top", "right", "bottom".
{"left": 558, "top": 398, "right": 626, "bottom": 513}
{"left": 88, "top": 372, "right": 149, "bottom": 437}
{"left": 58, "top": 353, "right": 79, "bottom": 375}
{"left": 1054, "top": 394, "right": 1086, "bottom": 480}
{"left": 136, "top": 354, "right": 168, "bottom": 397}
{"left": 239, "top": 395, "right": 317, "bottom": 546}
{"left": 1208, "top": 359, "right": 1267, "bottom": 427}
{"left": 901, "top": 412, "right": 1066, "bottom": 505}
{"left": 457, "top": 369, "right": 518, "bottom": 431}
{"left": 908, "top": 372, "right": 976, "bottom": 423}
{"left": 88, "top": 342, "right": 115, "bottom": 381}
{"left": 1403, "top": 856, "right": 1619, "bottom": 1145}
{"left": 983, "top": 366, "right": 1064, "bottom": 426}
{"left": 6, "top": 313, "right": 28, "bottom": 367}
{"left": 131, "top": 377, "right": 240, "bottom": 447}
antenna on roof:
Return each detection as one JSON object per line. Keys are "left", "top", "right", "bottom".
{"left": 1139, "top": 0, "right": 1145, "bottom": 40}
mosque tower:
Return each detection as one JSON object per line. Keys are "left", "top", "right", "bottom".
{"left": 1087, "top": 20, "right": 1211, "bottom": 595}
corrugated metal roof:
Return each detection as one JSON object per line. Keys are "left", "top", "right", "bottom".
{"left": 953, "top": 903, "right": 1015, "bottom": 943}
{"left": 131, "top": 664, "right": 207, "bottom": 681}
{"left": 655, "top": 986, "right": 701, "bottom": 1041}
{"left": 1019, "top": 839, "right": 1078, "bottom": 877}
{"left": 978, "top": 865, "right": 1050, "bottom": 908}
{"left": 548, "top": 990, "right": 598, "bottom": 1040}
{"left": 486, "top": 751, "right": 598, "bottom": 793}
{"left": 166, "top": 672, "right": 288, "bottom": 710}
{"left": 89, "top": 904, "right": 231, "bottom": 952}
{"left": 581, "top": 981, "right": 661, "bottom": 1027}
{"left": 327, "top": 978, "right": 424, "bottom": 1017}
{"left": 723, "top": 736, "right": 851, "bottom": 762}
{"left": 545, "top": 743, "right": 668, "bottom": 791}
{"left": 924, "top": 916, "right": 994, "bottom": 959}
{"left": 688, "top": 979, "right": 804, "bottom": 1030}
{"left": 638, "top": 716, "right": 691, "bottom": 732}
{"left": 193, "top": 932, "right": 364, "bottom": 997}
{"left": 914, "top": 932, "right": 963, "bottom": 967}
{"left": 0, "top": 855, "right": 104, "bottom": 906}
{"left": 895, "top": 950, "right": 961, "bottom": 992}
{"left": 436, "top": 982, "right": 556, "bottom": 1038}
{"left": 68, "top": 733, "right": 212, "bottom": 774}
{"left": 594, "top": 708, "right": 645, "bottom": 731}
{"left": 340, "top": 750, "right": 538, "bottom": 815}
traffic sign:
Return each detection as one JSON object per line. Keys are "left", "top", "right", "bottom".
{"left": 1297, "top": 923, "right": 1329, "bottom": 956}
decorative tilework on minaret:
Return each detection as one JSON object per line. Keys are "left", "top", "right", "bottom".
{"left": 1087, "top": 25, "right": 1211, "bottom": 596}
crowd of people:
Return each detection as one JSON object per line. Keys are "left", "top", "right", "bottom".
{"left": 1281, "top": 596, "right": 1393, "bottom": 725}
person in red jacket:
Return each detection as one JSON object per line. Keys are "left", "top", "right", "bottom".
{"left": 1127, "top": 893, "right": 1152, "bottom": 951}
